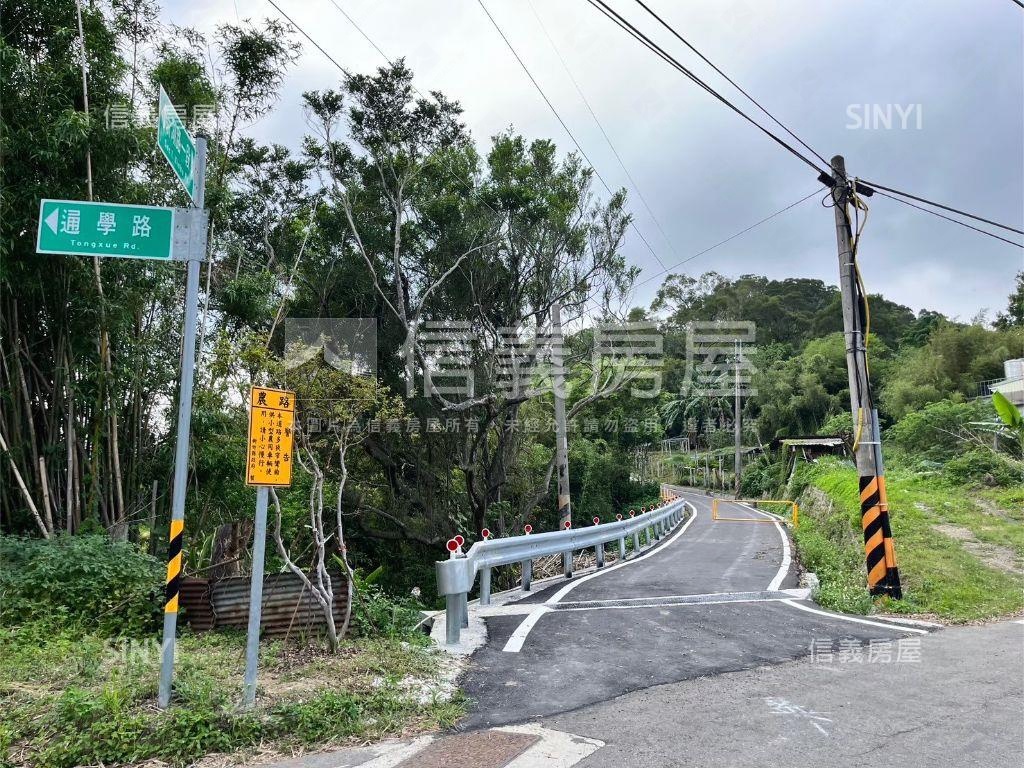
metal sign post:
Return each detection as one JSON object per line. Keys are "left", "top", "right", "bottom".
{"left": 156, "top": 100, "right": 208, "bottom": 707}
{"left": 242, "top": 386, "right": 296, "bottom": 707}
{"left": 34, "top": 92, "right": 208, "bottom": 709}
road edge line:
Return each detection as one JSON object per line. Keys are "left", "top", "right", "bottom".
{"left": 735, "top": 500, "right": 791, "bottom": 591}
{"left": 780, "top": 598, "right": 930, "bottom": 635}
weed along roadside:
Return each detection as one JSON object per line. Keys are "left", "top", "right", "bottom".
{"left": 0, "top": 537, "right": 464, "bottom": 768}
{"left": 786, "top": 457, "right": 1024, "bottom": 622}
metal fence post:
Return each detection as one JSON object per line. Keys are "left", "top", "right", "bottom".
{"left": 480, "top": 566, "right": 492, "bottom": 605}
{"left": 619, "top": 536, "right": 626, "bottom": 560}
{"left": 632, "top": 530, "right": 640, "bottom": 554}
{"left": 522, "top": 558, "right": 532, "bottom": 591}
{"left": 460, "top": 591, "right": 469, "bottom": 628}
{"left": 596, "top": 542, "right": 605, "bottom": 568}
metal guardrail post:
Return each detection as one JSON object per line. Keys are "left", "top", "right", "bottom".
{"left": 480, "top": 566, "right": 492, "bottom": 605}
{"left": 632, "top": 530, "right": 640, "bottom": 554}
{"left": 446, "top": 593, "right": 462, "bottom": 644}
{"left": 435, "top": 499, "right": 690, "bottom": 644}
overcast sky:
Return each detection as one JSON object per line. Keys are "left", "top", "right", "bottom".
{"left": 167, "top": 0, "right": 1024, "bottom": 321}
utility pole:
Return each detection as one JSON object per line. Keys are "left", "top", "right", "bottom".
{"left": 733, "top": 339, "right": 742, "bottom": 497}
{"left": 829, "top": 155, "right": 902, "bottom": 599}
{"left": 550, "top": 303, "right": 573, "bottom": 577}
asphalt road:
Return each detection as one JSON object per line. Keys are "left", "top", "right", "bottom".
{"left": 544, "top": 619, "right": 1024, "bottom": 768}
{"left": 459, "top": 489, "right": 929, "bottom": 729}
{"left": 269, "top": 489, "right": 1021, "bottom": 768}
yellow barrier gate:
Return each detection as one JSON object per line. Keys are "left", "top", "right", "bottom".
{"left": 712, "top": 498, "right": 799, "bottom": 527}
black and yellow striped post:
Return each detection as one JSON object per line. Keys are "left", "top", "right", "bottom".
{"left": 859, "top": 475, "right": 901, "bottom": 598}
{"left": 164, "top": 519, "right": 184, "bottom": 614}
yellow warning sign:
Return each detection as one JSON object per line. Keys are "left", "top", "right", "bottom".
{"left": 246, "top": 386, "right": 295, "bottom": 487}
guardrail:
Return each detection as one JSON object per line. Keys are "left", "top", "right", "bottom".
{"left": 435, "top": 494, "right": 689, "bottom": 644}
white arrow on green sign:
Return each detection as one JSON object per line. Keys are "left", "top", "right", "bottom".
{"left": 36, "top": 199, "right": 175, "bottom": 260}
{"left": 157, "top": 84, "right": 198, "bottom": 202}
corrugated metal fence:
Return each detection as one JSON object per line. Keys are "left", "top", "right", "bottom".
{"left": 180, "top": 571, "right": 349, "bottom": 639}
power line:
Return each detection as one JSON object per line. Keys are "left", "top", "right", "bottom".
{"left": 273, "top": 0, "right": 648, "bottom": 318}
{"left": 527, "top": 0, "right": 678, "bottom": 258}
{"left": 858, "top": 179, "right": 1024, "bottom": 236}
{"left": 869, "top": 188, "right": 1023, "bottom": 249}
{"left": 630, "top": 0, "right": 830, "bottom": 171}
{"left": 267, "top": 0, "right": 350, "bottom": 75}
{"left": 634, "top": 187, "right": 824, "bottom": 289}
{"left": 325, "top": 0, "right": 391, "bottom": 62}
{"left": 586, "top": 0, "right": 829, "bottom": 176}
{"left": 475, "top": 0, "right": 670, "bottom": 271}
{"left": 1010, "top": 0, "right": 1024, "bottom": 10}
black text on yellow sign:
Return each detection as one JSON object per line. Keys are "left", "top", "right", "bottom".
{"left": 246, "top": 386, "right": 296, "bottom": 487}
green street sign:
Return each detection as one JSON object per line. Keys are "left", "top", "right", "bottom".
{"left": 36, "top": 199, "right": 175, "bottom": 260}
{"left": 157, "top": 85, "right": 198, "bottom": 202}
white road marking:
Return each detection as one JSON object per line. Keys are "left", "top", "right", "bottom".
{"left": 556, "top": 595, "right": 796, "bottom": 612}
{"left": 766, "top": 696, "right": 832, "bottom": 737}
{"left": 503, "top": 606, "right": 553, "bottom": 653}
{"left": 502, "top": 502, "right": 698, "bottom": 652}
{"left": 354, "top": 735, "right": 436, "bottom": 767}
{"left": 736, "top": 500, "right": 791, "bottom": 591}
{"left": 498, "top": 723, "right": 604, "bottom": 767}
{"left": 780, "top": 599, "right": 930, "bottom": 634}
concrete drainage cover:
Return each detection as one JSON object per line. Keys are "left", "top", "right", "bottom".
{"left": 393, "top": 730, "right": 540, "bottom": 768}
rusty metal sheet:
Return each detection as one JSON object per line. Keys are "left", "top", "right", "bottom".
{"left": 208, "top": 570, "right": 349, "bottom": 639}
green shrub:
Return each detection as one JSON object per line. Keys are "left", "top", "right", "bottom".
{"left": 739, "top": 454, "right": 787, "bottom": 498}
{"left": 0, "top": 535, "right": 162, "bottom": 636}
{"left": 350, "top": 567, "right": 427, "bottom": 641}
{"left": 886, "top": 399, "right": 993, "bottom": 461}
{"left": 944, "top": 449, "right": 1023, "bottom": 486}
{"left": 792, "top": 526, "right": 872, "bottom": 615}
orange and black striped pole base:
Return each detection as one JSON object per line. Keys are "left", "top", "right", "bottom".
{"left": 859, "top": 475, "right": 902, "bottom": 599}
